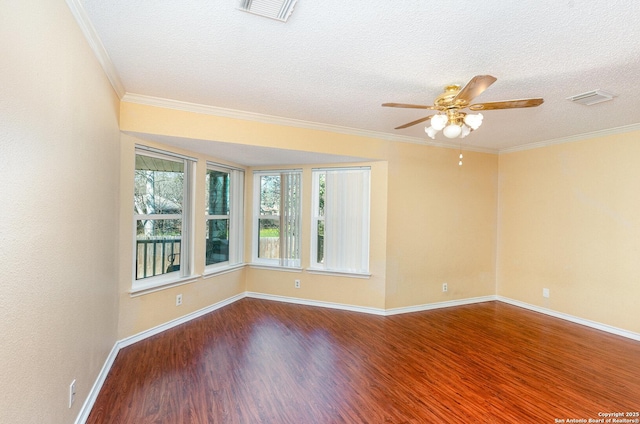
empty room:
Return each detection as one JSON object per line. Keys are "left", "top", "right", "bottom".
{"left": 2, "top": 1, "right": 640, "bottom": 423}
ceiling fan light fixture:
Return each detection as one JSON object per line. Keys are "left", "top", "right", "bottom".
{"left": 430, "top": 114, "right": 448, "bottom": 131}
{"left": 425, "top": 126, "right": 438, "bottom": 139}
{"left": 463, "top": 113, "right": 483, "bottom": 130}
{"left": 383, "top": 75, "right": 544, "bottom": 143}
{"left": 443, "top": 123, "right": 462, "bottom": 139}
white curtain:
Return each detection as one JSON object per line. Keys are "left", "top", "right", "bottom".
{"left": 323, "top": 169, "right": 370, "bottom": 273}
{"left": 280, "top": 172, "right": 301, "bottom": 267}
{"left": 230, "top": 169, "right": 244, "bottom": 265}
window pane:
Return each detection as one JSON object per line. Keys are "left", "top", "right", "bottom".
{"left": 254, "top": 171, "right": 300, "bottom": 267}
{"left": 206, "top": 219, "right": 229, "bottom": 265}
{"left": 205, "top": 170, "right": 230, "bottom": 215}
{"left": 135, "top": 218, "right": 182, "bottom": 279}
{"left": 258, "top": 218, "right": 280, "bottom": 259}
{"left": 134, "top": 155, "right": 184, "bottom": 215}
{"left": 260, "top": 175, "right": 280, "bottom": 216}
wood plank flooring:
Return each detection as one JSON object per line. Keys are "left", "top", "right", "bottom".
{"left": 87, "top": 299, "right": 640, "bottom": 423}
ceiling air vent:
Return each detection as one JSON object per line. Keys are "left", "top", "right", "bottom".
{"left": 238, "top": 0, "right": 298, "bottom": 22}
{"left": 566, "top": 90, "right": 616, "bottom": 106}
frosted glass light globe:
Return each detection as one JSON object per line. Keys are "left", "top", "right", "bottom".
{"left": 443, "top": 124, "right": 462, "bottom": 138}
{"left": 430, "top": 114, "right": 448, "bottom": 131}
{"left": 459, "top": 125, "right": 471, "bottom": 138}
{"left": 464, "top": 113, "right": 484, "bottom": 130}
{"left": 425, "top": 126, "right": 438, "bottom": 139}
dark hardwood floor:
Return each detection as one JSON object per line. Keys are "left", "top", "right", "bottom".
{"left": 87, "top": 299, "right": 640, "bottom": 423}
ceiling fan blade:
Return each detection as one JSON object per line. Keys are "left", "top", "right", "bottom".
{"left": 395, "top": 115, "right": 433, "bottom": 130}
{"left": 454, "top": 75, "right": 497, "bottom": 104}
{"left": 382, "top": 102, "right": 436, "bottom": 110}
{"left": 469, "top": 98, "right": 544, "bottom": 111}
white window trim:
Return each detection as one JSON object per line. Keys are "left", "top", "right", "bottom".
{"left": 202, "top": 263, "right": 246, "bottom": 279}
{"left": 132, "top": 147, "right": 196, "bottom": 293}
{"left": 129, "top": 274, "right": 201, "bottom": 297}
{"left": 249, "top": 264, "right": 303, "bottom": 272}
{"left": 204, "top": 163, "right": 245, "bottom": 273}
{"left": 305, "top": 268, "right": 371, "bottom": 279}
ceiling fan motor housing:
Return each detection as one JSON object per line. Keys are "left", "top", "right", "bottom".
{"left": 382, "top": 75, "right": 543, "bottom": 135}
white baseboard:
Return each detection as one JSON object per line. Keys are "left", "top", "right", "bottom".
{"left": 497, "top": 296, "right": 640, "bottom": 342}
{"left": 246, "top": 291, "right": 387, "bottom": 315}
{"left": 119, "top": 292, "right": 246, "bottom": 349}
{"left": 76, "top": 291, "right": 640, "bottom": 423}
{"left": 385, "top": 295, "right": 497, "bottom": 316}
{"left": 74, "top": 343, "right": 119, "bottom": 424}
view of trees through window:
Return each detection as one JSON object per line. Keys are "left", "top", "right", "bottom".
{"left": 134, "top": 154, "right": 185, "bottom": 279}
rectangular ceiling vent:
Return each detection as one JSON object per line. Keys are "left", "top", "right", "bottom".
{"left": 566, "top": 90, "right": 616, "bottom": 106}
{"left": 238, "top": 0, "right": 298, "bottom": 22}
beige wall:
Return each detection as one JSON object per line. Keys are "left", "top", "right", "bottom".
{"left": 0, "top": 1, "right": 121, "bottom": 423}
{"left": 119, "top": 102, "right": 390, "bottom": 160}
{"left": 497, "top": 132, "right": 640, "bottom": 333}
{"left": 385, "top": 144, "right": 499, "bottom": 308}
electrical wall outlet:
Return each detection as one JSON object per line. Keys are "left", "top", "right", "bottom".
{"left": 543, "top": 288, "right": 550, "bottom": 298}
{"left": 295, "top": 279, "right": 301, "bottom": 289}
{"left": 69, "top": 379, "right": 76, "bottom": 408}
{"left": 176, "top": 293, "right": 183, "bottom": 306}
{"left": 442, "top": 283, "right": 448, "bottom": 292}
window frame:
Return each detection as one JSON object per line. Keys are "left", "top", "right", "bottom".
{"left": 204, "top": 162, "right": 244, "bottom": 274}
{"left": 252, "top": 170, "right": 302, "bottom": 269}
{"left": 132, "top": 147, "right": 196, "bottom": 294}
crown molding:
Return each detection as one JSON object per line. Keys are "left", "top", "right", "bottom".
{"left": 65, "top": 0, "right": 126, "bottom": 98}
{"left": 122, "top": 93, "right": 497, "bottom": 154}
{"left": 499, "top": 123, "right": 640, "bottom": 154}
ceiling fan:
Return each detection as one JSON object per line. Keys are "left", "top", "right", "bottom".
{"left": 382, "top": 75, "right": 543, "bottom": 139}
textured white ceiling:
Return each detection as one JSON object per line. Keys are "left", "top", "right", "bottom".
{"left": 77, "top": 0, "right": 640, "bottom": 163}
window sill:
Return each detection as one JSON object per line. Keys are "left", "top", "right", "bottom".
{"left": 203, "top": 263, "right": 246, "bottom": 279}
{"left": 129, "top": 274, "right": 201, "bottom": 297}
{"left": 305, "top": 268, "right": 371, "bottom": 279}
{"left": 249, "top": 264, "right": 303, "bottom": 273}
